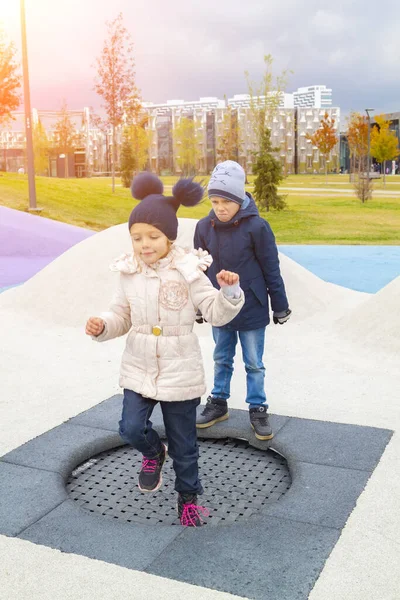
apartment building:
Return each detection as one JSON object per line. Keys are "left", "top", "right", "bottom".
{"left": 1, "top": 85, "right": 339, "bottom": 176}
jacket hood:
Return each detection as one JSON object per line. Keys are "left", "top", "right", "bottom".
{"left": 208, "top": 192, "right": 259, "bottom": 228}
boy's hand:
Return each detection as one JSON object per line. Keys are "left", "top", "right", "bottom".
{"left": 85, "top": 317, "right": 105, "bottom": 336}
{"left": 195, "top": 310, "right": 206, "bottom": 324}
{"left": 216, "top": 270, "right": 240, "bottom": 287}
{"left": 273, "top": 309, "right": 292, "bottom": 325}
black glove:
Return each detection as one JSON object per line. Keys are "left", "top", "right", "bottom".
{"left": 273, "top": 308, "right": 292, "bottom": 325}
{"left": 196, "top": 311, "right": 206, "bottom": 324}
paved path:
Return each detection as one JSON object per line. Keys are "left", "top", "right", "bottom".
{"left": 279, "top": 186, "right": 400, "bottom": 196}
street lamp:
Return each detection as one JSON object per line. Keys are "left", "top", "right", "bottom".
{"left": 365, "top": 108, "right": 374, "bottom": 178}
{"left": 20, "top": 0, "right": 38, "bottom": 211}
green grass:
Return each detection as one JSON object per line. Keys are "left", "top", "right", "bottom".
{"left": 1, "top": 172, "right": 399, "bottom": 244}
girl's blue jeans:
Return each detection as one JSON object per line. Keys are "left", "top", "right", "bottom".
{"left": 119, "top": 389, "right": 202, "bottom": 495}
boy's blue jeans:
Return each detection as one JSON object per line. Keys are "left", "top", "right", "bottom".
{"left": 119, "top": 389, "right": 202, "bottom": 495}
{"left": 211, "top": 327, "right": 267, "bottom": 407}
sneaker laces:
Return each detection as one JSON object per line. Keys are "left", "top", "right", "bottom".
{"left": 141, "top": 457, "right": 158, "bottom": 473}
{"left": 180, "top": 503, "right": 209, "bottom": 527}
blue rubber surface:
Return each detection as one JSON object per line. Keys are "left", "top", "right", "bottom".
{"left": 279, "top": 245, "right": 400, "bottom": 293}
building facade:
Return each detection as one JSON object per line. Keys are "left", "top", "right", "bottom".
{"left": 293, "top": 85, "right": 333, "bottom": 109}
{"left": 144, "top": 99, "right": 340, "bottom": 175}
{"left": 1, "top": 85, "right": 340, "bottom": 176}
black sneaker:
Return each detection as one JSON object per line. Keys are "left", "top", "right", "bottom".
{"left": 196, "top": 396, "right": 229, "bottom": 428}
{"left": 249, "top": 406, "right": 274, "bottom": 440}
{"left": 177, "top": 493, "right": 209, "bottom": 527}
{"left": 138, "top": 443, "right": 167, "bottom": 493}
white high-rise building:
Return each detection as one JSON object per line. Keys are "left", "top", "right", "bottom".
{"left": 228, "top": 93, "right": 294, "bottom": 109}
{"left": 293, "top": 85, "right": 332, "bottom": 109}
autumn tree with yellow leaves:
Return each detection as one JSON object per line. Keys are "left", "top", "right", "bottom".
{"left": 370, "top": 115, "right": 399, "bottom": 187}
{"left": 306, "top": 112, "right": 338, "bottom": 183}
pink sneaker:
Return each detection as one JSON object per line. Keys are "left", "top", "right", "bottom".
{"left": 138, "top": 443, "right": 167, "bottom": 492}
{"left": 177, "top": 493, "right": 209, "bottom": 527}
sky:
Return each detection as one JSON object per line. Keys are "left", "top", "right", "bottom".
{"left": 1, "top": 0, "right": 399, "bottom": 121}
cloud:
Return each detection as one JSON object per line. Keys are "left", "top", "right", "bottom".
{"left": 311, "top": 10, "right": 348, "bottom": 35}
{"left": 1, "top": 0, "right": 399, "bottom": 115}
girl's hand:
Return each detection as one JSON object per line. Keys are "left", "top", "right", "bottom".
{"left": 85, "top": 317, "right": 105, "bottom": 337}
{"left": 216, "top": 270, "right": 240, "bottom": 287}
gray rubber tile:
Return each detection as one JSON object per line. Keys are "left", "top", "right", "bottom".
{"left": 19, "top": 499, "right": 183, "bottom": 571}
{"left": 1, "top": 424, "right": 122, "bottom": 478}
{"left": 68, "top": 394, "right": 164, "bottom": 431}
{"left": 146, "top": 517, "right": 340, "bottom": 600}
{"left": 257, "top": 461, "right": 372, "bottom": 528}
{"left": 0, "top": 462, "right": 66, "bottom": 536}
{"left": 273, "top": 417, "right": 392, "bottom": 471}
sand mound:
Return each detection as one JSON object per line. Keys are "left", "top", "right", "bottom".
{"left": 337, "top": 275, "right": 400, "bottom": 353}
{"left": 0, "top": 219, "right": 198, "bottom": 328}
{"left": 0, "top": 218, "right": 365, "bottom": 328}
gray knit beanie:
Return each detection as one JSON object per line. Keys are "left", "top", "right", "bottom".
{"left": 207, "top": 160, "right": 246, "bottom": 205}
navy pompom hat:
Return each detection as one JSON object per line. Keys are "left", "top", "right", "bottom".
{"left": 129, "top": 173, "right": 204, "bottom": 240}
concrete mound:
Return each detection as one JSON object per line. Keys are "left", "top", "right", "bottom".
{"left": 337, "top": 275, "right": 400, "bottom": 353}
{"left": 0, "top": 218, "right": 367, "bottom": 328}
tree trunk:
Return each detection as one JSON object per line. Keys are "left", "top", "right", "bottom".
{"left": 383, "top": 160, "right": 386, "bottom": 187}
{"left": 112, "top": 125, "right": 116, "bottom": 193}
{"left": 325, "top": 156, "right": 328, "bottom": 184}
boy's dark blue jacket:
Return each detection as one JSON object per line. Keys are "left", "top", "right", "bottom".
{"left": 194, "top": 193, "right": 289, "bottom": 331}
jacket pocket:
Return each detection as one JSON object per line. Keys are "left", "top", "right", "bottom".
{"left": 249, "top": 277, "right": 268, "bottom": 307}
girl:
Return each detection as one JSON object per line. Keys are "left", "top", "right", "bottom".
{"left": 85, "top": 173, "right": 244, "bottom": 527}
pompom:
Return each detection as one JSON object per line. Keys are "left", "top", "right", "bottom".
{"left": 131, "top": 172, "right": 163, "bottom": 200}
{"left": 172, "top": 178, "right": 204, "bottom": 207}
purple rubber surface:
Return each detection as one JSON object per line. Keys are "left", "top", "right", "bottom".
{"left": 0, "top": 206, "right": 93, "bottom": 287}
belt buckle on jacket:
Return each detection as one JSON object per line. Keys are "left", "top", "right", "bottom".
{"left": 152, "top": 325, "right": 162, "bottom": 336}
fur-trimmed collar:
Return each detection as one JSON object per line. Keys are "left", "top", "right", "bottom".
{"left": 109, "top": 245, "right": 213, "bottom": 283}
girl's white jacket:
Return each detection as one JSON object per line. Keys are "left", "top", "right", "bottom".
{"left": 93, "top": 245, "right": 244, "bottom": 401}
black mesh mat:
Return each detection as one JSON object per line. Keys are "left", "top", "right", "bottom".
{"left": 66, "top": 438, "right": 291, "bottom": 526}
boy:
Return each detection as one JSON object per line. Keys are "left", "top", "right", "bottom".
{"left": 194, "top": 160, "right": 291, "bottom": 440}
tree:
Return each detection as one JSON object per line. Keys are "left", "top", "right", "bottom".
{"left": 32, "top": 119, "right": 49, "bottom": 175}
{"left": 120, "top": 128, "right": 135, "bottom": 187}
{"left": 306, "top": 111, "right": 338, "bottom": 183}
{"left": 130, "top": 114, "right": 149, "bottom": 173}
{"left": 120, "top": 119, "right": 149, "bottom": 187}
{"left": 347, "top": 112, "right": 372, "bottom": 202}
{"left": 53, "top": 101, "right": 78, "bottom": 178}
{"left": 173, "top": 117, "right": 199, "bottom": 176}
{"left": 0, "top": 30, "right": 21, "bottom": 125}
{"left": 216, "top": 100, "right": 240, "bottom": 162}
{"left": 94, "top": 13, "right": 141, "bottom": 192}
{"left": 245, "top": 54, "right": 291, "bottom": 150}
{"left": 252, "top": 127, "right": 286, "bottom": 212}
{"left": 354, "top": 172, "right": 373, "bottom": 204}
{"left": 245, "top": 55, "right": 290, "bottom": 206}
{"left": 347, "top": 112, "right": 368, "bottom": 182}
{"left": 371, "top": 115, "right": 399, "bottom": 187}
